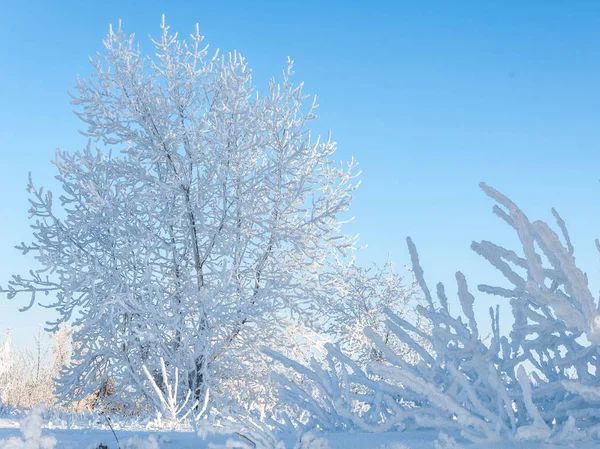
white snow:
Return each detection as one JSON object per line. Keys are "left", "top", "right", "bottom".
{"left": 0, "top": 404, "right": 56, "bottom": 449}
{"left": 1, "top": 426, "right": 599, "bottom": 449}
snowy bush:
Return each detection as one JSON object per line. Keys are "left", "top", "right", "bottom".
{"left": 263, "top": 343, "right": 405, "bottom": 432}
{"left": 261, "top": 255, "right": 426, "bottom": 433}
{"left": 198, "top": 405, "right": 285, "bottom": 449}
{"left": 198, "top": 402, "right": 332, "bottom": 449}
{"left": 266, "top": 183, "right": 600, "bottom": 443}
{"left": 367, "top": 184, "right": 600, "bottom": 442}
{"left": 0, "top": 403, "right": 56, "bottom": 449}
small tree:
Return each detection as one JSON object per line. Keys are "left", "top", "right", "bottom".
{"left": 51, "top": 325, "right": 71, "bottom": 379}
{"left": 1, "top": 18, "right": 358, "bottom": 409}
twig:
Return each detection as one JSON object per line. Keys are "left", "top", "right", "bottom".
{"left": 101, "top": 411, "right": 121, "bottom": 449}
{"left": 235, "top": 432, "right": 257, "bottom": 448}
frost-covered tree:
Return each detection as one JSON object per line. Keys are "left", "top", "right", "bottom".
{"left": 1, "top": 18, "right": 358, "bottom": 409}
{"left": 0, "top": 326, "right": 76, "bottom": 410}
{"left": 0, "top": 330, "right": 13, "bottom": 405}
{"left": 51, "top": 325, "right": 71, "bottom": 379}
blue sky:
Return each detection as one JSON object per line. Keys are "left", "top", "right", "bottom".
{"left": 2, "top": 1, "right": 600, "bottom": 345}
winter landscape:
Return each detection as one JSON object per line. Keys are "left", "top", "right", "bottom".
{"left": 2, "top": 2, "right": 600, "bottom": 448}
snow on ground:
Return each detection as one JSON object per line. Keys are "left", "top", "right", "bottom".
{"left": 0, "top": 425, "right": 596, "bottom": 449}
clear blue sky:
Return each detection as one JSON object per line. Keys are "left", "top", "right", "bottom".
{"left": 2, "top": 0, "right": 600, "bottom": 345}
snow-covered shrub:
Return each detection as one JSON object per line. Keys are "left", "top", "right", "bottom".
{"left": 197, "top": 403, "right": 285, "bottom": 449}
{"left": 266, "top": 183, "right": 600, "bottom": 443}
{"left": 471, "top": 183, "right": 600, "bottom": 438}
{"left": 198, "top": 402, "right": 331, "bottom": 449}
{"left": 0, "top": 403, "right": 56, "bottom": 449}
{"left": 262, "top": 343, "right": 405, "bottom": 433}
{"left": 261, "top": 255, "right": 426, "bottom": 433}
{"left": 364, "top": 184, "right": 600, "bottom": 442}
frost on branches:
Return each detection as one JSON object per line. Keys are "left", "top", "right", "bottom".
{"left": 0, "top": 326, "right": 74, "bottom": 411}
{"left": 1, "top": 18, "right": 358, "bottom": 411}
{"left": 196, "top": 393, "right": 331, "bottom": 449}
{"left": 470, "top": 183, "right": 600, "bottom": 440}
{"left": 0, "top": 330, "right": 13, "bottom": 406}
{"left": 142, "top": 356, "right": 209, "bottom": 425}
{"left": 261, "top": 257, "right": 424, "bottom": 433}
{"left": 319, "top": 257, "right": 425, "bottom": 368}
{"left": 266, "top": 183, "right": 600, "bottom": 443}
{"left": 263, "top": 342, "right": 406, "bottom": 433}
